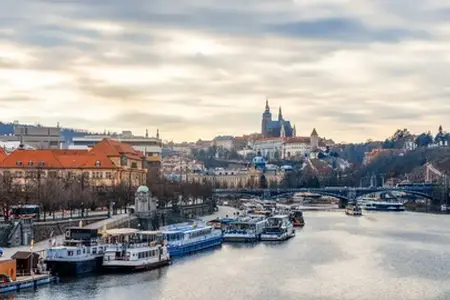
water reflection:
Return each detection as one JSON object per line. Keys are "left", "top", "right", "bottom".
{"left": 11, "top": 212, "right": 450, "bottom": 300}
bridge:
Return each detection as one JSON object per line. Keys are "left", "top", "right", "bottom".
{"left": 213, "top": 185, "right": 437, "bottom": 207}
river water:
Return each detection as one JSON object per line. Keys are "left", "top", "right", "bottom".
{"left": 10, "top": 210, "right": 450, "bottom": 300}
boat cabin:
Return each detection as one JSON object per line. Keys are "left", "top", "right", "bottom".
{"left": 103, "top": 229, "right": 165, "bottom": 262}
{"left": 224, "top": 216, "right": 267, "bottom": 234}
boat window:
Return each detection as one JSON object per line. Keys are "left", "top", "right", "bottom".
{"left": 77, "top": 250, "right": 81, "bottom": 255}
{"left": 83, "top": 248, "right": 86, "bottom": 254}
{"left": 68, "top": 251, "right": 73, "bottom": 256}
{"left": 92, "top": 248, "right": 97, "bottom": 255}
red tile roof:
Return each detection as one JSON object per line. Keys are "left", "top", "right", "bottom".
{"left": 0, "top": 149, "right": 117, "bottom": 169}
{"left": 0, "top": 147, "right": 7, "bottom": 163}
{"left": 284, "top": 137, "right": 310, "bottom": 144}
{"left": 92, "top": 139, "right": 142, "bottom": 160}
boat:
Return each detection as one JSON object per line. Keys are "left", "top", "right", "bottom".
{"left": 290, "top": 210, "right": 305, "bottom": 227}
{"left": 102, "top": 229, "right": 170, "bottom": 272}
{"left": 223, "top": 215, "right": 267, "bottom": 242}
{"left": 161, "top": 220, "right": 223, "bottom": 257}
{"left": 345, "top": 203, "right": 362, "bottom": 216}
{"left": 361, "top": 200, "right": 405, "bottom": 212}
{"left": 260, "top": 215, "right": 295, "bottom": 241}
{"left": 207, "top": 217, "right": 236, "bottom": 230}
{"left": 45, "top": 228, "right": 105, "bottom": 277}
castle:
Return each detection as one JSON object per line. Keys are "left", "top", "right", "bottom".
{"left": 261, "top": 99, "right": 295, "bottom": 138}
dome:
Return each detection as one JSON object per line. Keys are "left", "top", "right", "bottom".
{"left": 252, "top": 156, "right": 266, "bottom": 170}
{"left": 252, "top": 156, "right": 266, "bottom": 164}
{"left": 137, "top": 185, "right": 150, "bottom": 193}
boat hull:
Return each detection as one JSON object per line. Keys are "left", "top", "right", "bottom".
{"left": 45, "top": 256, "right": 103, "bottom": 277}
{"left": 223, "top": 234, "right": 259, "bottom": 242}
{"left": 167, "top": 236, "right": 223, "bottom": 257}
{"left": 363, "top": 206, "right": 405, "bottom": 212}
{"left": 260, "top": 231, "right": 295, "bottom": 241}
{"left": 102, "top": 258, "right": 171, "bottom": 273}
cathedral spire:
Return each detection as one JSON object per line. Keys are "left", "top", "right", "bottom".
{"left": 293, "top": 124, "right": 296, "bottom": 137}
{"left": 278, "top": 106, "right": 283, "bottom": 121}
{"left": 156, "top": 128, "right": 160, "bottom": 139}
{"left": 265, "top": 97, "right": 270, "bottom": 112}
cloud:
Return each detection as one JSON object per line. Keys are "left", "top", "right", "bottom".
{"left": 1, "top": 0, "right": 450, "bottom": 142}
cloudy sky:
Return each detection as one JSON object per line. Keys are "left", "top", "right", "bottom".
{"left": 1, "top": 0, "right": 449, "bottom": 142}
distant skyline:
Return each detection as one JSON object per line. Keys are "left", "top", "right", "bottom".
{"left": 1, "top": 1, "right": 450, "bottom": 143}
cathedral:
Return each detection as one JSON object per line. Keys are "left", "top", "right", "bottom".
{"left": 261, "top": 99, "right": 295, "bottom": 138}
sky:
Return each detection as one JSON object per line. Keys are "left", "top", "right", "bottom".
{"left": 1, "top": 0, "right": 450, "bottom": 143}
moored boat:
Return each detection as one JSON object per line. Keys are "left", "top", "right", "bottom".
{"left": 102, "top": 229, "right": 170, "bottom": 272}
{"left": 290, "top": 210, "right": 305, "bottom": 227}
{"left": 345, "top": 203, "right": 362, "bottom": 216}
{"left": 361, "top": 200, "right": 405, "bottom": 212}
{"left": 260, "top": 215, "right": 295, "bottom": 241}
{"left": 45, "top": 228, "right": 104, "bottom": 277}
{"left": 223, "top": 215, "right": 267, "bottom": 242}
{"left": 161, "top": 220, "right": 223, "bottom": 257}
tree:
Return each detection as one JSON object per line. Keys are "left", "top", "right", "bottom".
{"left": 259, "top": 174, "right": 268, "bottom": 189}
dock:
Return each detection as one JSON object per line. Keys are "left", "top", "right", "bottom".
{"left": 0, "top": 273, "right": 57, "bottom": 293}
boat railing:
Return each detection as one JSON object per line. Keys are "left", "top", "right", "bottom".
{"left": 168, "top": 231, "right": 221, "bottom": 246}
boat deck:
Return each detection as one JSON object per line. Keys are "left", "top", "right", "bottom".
{"left": 0, "top": 273, "right": 58, "bottom": 293}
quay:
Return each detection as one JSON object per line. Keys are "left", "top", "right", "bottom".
{"left": 0, "top": 273, "right": 57, "bottom": 293}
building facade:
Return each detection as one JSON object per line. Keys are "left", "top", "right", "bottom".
{"left": 0, "top": 139, "right": 147, "bottom": 188}
{"left": 0, "top": 124, "right": 64, "bottom": 149}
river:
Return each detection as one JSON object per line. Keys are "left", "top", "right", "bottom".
{"left": 10, "top": 210, "right": 450, "bottom": 300}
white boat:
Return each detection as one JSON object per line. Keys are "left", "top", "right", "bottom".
{"left": 345, "top": 204, "right": 362, "bottom": 216}
{"left": 361, "top": 200, "right": 405, "bottom": 212}
{"left": 261, "top": 215, "right": 295, "bottom": 241}
{"left": 102, "top": 228, "right": 170, "bottom": 272}
{"left": 223, "top": 215, "right": 267, "bottom": 242}
{"left": 45, "top": 228, "right": 105, "bottom": 277}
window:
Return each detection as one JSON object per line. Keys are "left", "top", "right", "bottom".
{"left": 14, "top": 171, "right": 23, "bottom": 178}
{"left": 68, "top": 251, "right": 73, "bottom": 256}
{"left": 28, "top": 161, "right": 34, "bottom": 167}
{"left": 3, "top": 171, "right": 10, "bottom": 178}
{"left": 16, "top": 161, "right": 23, "bottom": 166}
{"left": 92, "top": 248, "right": 97, "bottom": 255}
{"left": 77, "top": 250, "right": 81, "bottom": 255}
{"left": 95, "top": 160, "right": 101, "bottom": 167}
{"left": 106, "top": 172, "right": 112, "bottom": 179}
{"left": 48, "top": 171, "right": 57, "bottom": 178}
{"left": 39, "top": 161, "right": 45, "bottom": 167}
{"left": 131, "top": 162, "right": 137, "bottom": 169}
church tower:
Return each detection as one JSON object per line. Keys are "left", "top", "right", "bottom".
{"left": 261, "top": 98, "right": 272, "bottom": 137}
{"left": 278, "top": 106, "right": 283, "bottom": 122}
{"left": 310, "top": 128, "right": 319, "bottom": 150}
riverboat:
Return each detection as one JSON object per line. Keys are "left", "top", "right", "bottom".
{"left": 290, "top": 210, "right": 305, "bottom": 227}
{"left": 161, "top": 221, "right": 223, "bottom": 257}
{"left": 45, "top": 228, "right": 105, "bottom": 277}
{"left": 207, "top": 217, "right": 236, "bottom": 230}
{"left": 223, "top": 215, "right": 267, "bottom": 242}
{"left": 102, "top": 229, "right": 170, "bottom": 272}
{"left": 361, "top": 200, "right": 405, "bottom": 212}
{"left": 345, "top": 204, "right": 362, "bottom": 216}
{"left": 260, "top": 215, "right": 295, "bottom": 241}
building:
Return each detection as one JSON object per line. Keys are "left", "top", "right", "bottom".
{"left": 253, "top": 128, "right": 325, "bottom": 160}
{"left": 0, "top": 124, "right": 64, "bottom": 149}
{"left": 212, "top": 136, "right": 234, "bottom": 150}
{"left": 261, "top": 99, "right": 295, "bottom": 138}
{"left": 70, "top": 130, "right": 162, "bottom": 166}
{"left": 0, "top": 141, "right": 35, "bottom": 152}
{"left": 0, "top": 139, "right": 147, "bottom": 187}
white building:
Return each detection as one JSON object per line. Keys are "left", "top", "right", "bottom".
{"left": 69, "top": 130, "right": 162, "bottom": 160}
{"left": 212, "top": 136, "right": 234, "bottom": 150}
{"left": 252, "top": 138, "right": 284, "bottom": 159}
{"left": 281, "top": 137, "right": 311, "bottom": 159}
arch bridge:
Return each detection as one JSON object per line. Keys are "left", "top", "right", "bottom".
{"left": 213, "top": 186, "right": 436, "bottom": 207}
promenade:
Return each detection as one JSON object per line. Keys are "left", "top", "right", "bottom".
{"left": 2, "top": 206, "right": 235, "bottom": 258}
{"left": 2, "top": 213, "right": 129, "bottom": 258}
